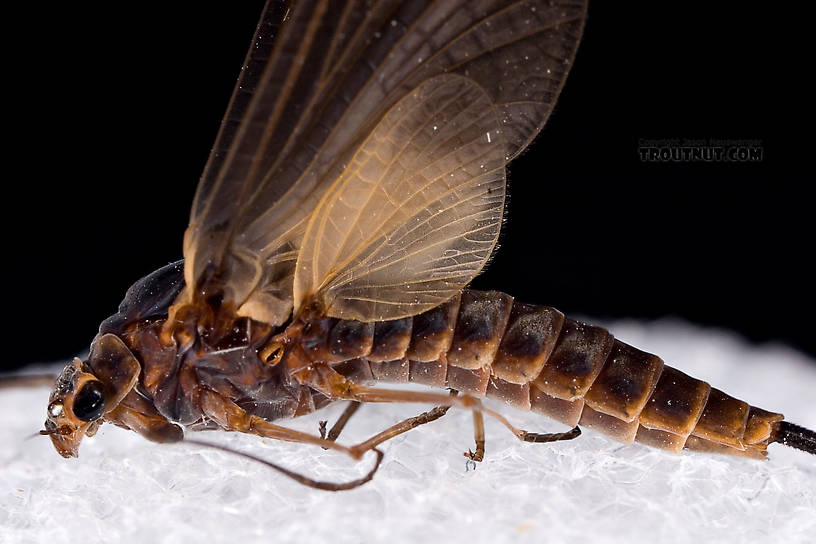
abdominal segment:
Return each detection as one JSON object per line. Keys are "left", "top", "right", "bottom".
{"left": 321, "top": 289, "right": 782, "bottom": 458}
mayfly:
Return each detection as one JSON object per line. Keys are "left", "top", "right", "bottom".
{"left": 20, "top": 0, "right": 815, "bottom": 490}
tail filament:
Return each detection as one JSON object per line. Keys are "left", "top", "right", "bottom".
{"left": 773, "top": 421, "right": 816, "bottom": 455}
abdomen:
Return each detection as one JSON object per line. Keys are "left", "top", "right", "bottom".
{"left": 305, "top": 289, "right": 782, "bottom": 459}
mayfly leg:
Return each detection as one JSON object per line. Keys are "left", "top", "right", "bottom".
{"left": 198, "top": 390, "right": 364, "bottom": 459}
{"left": 194, "top": 370, "right": 580, "bottom": 489}
{"left": 344, "top": 390, "right": 458, "bottom": 453}
{"left": 328, "top": 403, "right": 361, "bottom": 442}
{"left": 200, "top": 386, "right": 454, "bottom": 459}
{"left": 349, "top": 403, "right": 452, "bottom": 454}
{"left": 352, "top": 386, "right": 579, "bottom": 447}
{"left": 467, "top": 410, "right": 486, "bottom": 463}
{"left": 309, "top": 368, "right": 581, "bottom": 458}
{"left": 320, "top": 390, "right": 457, "bottom": 445}
{"left": 184, "top": 438, "right": 384, "bottom": 492}
{"left": 199, "top": 387, "right": 452, "bottom": 461}
{"left": 319, "top": 388, "right": 497, "bottom": 466}
{"left": 346, "top": 387, "right": 580, "bottom": 463}
{"left": 194, "top": 388, "right": 455, "bottom": 489}
{"left": 195, "top": 390, "right": 386, "bottom": 491}
{"left": 341, "top": 385, "right": 532, "bottom": 440}
{"left": 320, "top": 401, "right": 361, "bottom": 444}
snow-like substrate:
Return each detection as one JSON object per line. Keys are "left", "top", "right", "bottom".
{"left": 1, "top": 319, "right": 814, "bottom": 543}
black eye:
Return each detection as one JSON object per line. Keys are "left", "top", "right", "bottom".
{"left": 72, "top": 381, "right": 106, "bottom": 421}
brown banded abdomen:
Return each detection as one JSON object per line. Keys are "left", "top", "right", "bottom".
{"left": 318, "top": 289, "right": 782, "bottom": 458}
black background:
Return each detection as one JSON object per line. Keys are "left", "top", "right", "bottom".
{"left": 4, "top": 1, "right": 812, "bottom": 371}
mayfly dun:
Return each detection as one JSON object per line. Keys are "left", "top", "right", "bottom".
{"left": 14, "top": 0, "right": 816, "bottom": 490}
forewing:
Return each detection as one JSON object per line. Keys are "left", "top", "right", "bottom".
{"left": 295, "top": 75, "right": 505, "bottom": 320}
{"left": 184, "top": 0, "right": 587, "bottom": 325}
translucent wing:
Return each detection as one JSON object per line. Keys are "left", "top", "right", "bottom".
{"left": 183, "top": 0, "right": 588, "bottom": 326}
{"left": 294, "top": 75, "right": 504, "bottom": 320}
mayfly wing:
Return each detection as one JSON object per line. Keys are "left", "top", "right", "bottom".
{"left": 184, "top": 0, "right": 588, "bottom": 326}
{"left": 294, "top": 74, "right": 506, "bottom": 320}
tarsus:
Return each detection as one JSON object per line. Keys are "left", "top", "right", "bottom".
{"left": 773, "top": 421, "right": 816, "bottom": 455}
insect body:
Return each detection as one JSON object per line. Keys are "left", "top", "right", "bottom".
{"left": 39, "top": 0, "right": 815, "bottom": 487}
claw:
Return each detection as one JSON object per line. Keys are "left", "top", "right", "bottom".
{"left": 464, "top": 447, "right": 484, "bottom": 462}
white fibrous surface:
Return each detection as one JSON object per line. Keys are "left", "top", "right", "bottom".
{"left": 1, "top": 319, "right": 815, "bottom": 543}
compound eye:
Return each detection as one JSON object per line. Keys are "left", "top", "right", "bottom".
{"left": 72, "top": 381, "right": 106, "bottom": 422}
